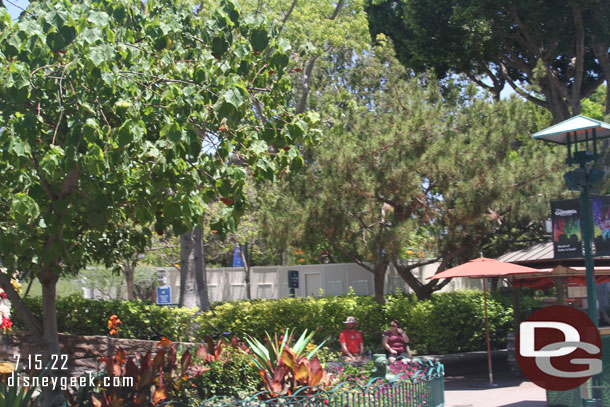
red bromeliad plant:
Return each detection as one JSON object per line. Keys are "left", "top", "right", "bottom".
{"left": 244, "top": 329, "right": 331, "bottom": 398}
{"left": 89, "top": 324, "right": 211, "bottom": 406}
{"left": 198, "top": 336, "right": 247, "bottom": 363}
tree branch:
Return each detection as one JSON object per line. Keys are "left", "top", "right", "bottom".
{"left": 570, "top": 3, "right": 585, "bottom": 110}
{"left": 498, "top": 61, "right": 548, "bottom": 109}
{"left": 0, "top": 272, "right": 42, "bottom": 335}
{"left": 328, "top": 239, "right": 374, "bottom": 274}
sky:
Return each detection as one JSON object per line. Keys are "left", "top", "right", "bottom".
{"left": 4, "top": 0, "right": 28, "bottom": 20}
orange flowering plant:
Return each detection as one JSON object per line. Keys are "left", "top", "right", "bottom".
{"left": 107, "top": 315, "right": 122, "bottom": 337}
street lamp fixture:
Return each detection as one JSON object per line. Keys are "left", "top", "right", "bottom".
{"left": 532, "top": 115, "right": 610, "bottom": 327}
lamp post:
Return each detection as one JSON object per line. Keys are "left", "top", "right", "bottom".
{"left": 532, "top": 115, "right": 610, "bottom": 327}
{"left": 533, "top": 115, "right": 610, "bottom": 404}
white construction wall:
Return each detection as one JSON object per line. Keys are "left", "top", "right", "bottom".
{"left": 157, "top": 261, "right": 485, "bottom": 304}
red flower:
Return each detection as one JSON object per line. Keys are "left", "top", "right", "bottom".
{"left": 2, "top": 317, "right": 12, "bottom": 331}
{"left": 0, "top": 291, "right": 7, "bottom": 299}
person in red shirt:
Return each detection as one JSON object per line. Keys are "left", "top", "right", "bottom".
{"left": 339, "top": 316, "right": 364, "bottom": 362}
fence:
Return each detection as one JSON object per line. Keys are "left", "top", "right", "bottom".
{"left": 182, "top": 358, "right": 444, "bottom": 407}
{"left": 547, "top": 335, "right": 610, "bottom": 406}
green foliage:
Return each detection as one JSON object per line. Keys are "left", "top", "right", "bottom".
{"left": 269, "top": 39, "right": 563, "bottom": 300}
{"left": 13, "top": 295, "right": 198, "bottom": 341}
{"left": 244, "top": 329, "right": 320, "bottom": 375}
{"left": 0, "top": 370, "right": 42, "bottom": 407}
{"left": 195, "top": 294, "right": 385, "bottom": 349}
{"left": 0, "top": 0, "right": 319, "bottom": 368}
{"left": 184, "top": 348, "right": 260, "bottom": 401}
{"left": 197, "top": 291, "right": 513, "bottom": 355}
{"left": 581, "top": 85, "right": 608, "bottom": 121}
{"left": 365, "top": 0, "right": 610, "bottom": 122}
{"left": 14, "top": 291, "right": 515, "bottom": 354}
{"left": 406, "top": 291, "right": 512, "bottom": 354}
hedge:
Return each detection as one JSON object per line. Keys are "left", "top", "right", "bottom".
{"left": 14, "top": 296, "right": 198, "bottom": 342}
{"left": 13, "top": 290, "right": 527, "bottom": 355}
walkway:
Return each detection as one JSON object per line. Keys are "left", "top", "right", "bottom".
{"left": 430, "top": 350, "right": 547, "bottom": 407}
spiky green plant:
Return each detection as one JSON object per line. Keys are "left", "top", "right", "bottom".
{"left": 0, "top": 371, "right": 42, "bottom": 407}
{"left": 243, "top": 329, "right": 330, "bottom": 397}
{"left": 243, "top": 329, "right": 325, "bottom": 377}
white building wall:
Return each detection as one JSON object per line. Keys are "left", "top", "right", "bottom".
{"left": 158, "top": 261, "right": 488, "bottom": 304}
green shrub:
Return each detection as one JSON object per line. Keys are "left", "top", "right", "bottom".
{"left": 406, "top": 290, "right": 512, "bottom": 354}
{"left": 194, "top": 294, "right": 385, "bottom": 352}
{"left": 176, "top": 347, "right": 260, "bottom": 402}
{"left": 14, "top": 295, "right": 198, "bottom": 341}
{"left": 13, "top": 290, "right": 513, "bottom": 354}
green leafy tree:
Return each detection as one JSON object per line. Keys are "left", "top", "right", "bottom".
{"left": 276, "top": 41, "right": 565, "bottom": 302}
{"left": 0, "top": 0, "right": 318, "bottom": 404}
{"left": 233, "top": 0, "right": 371, "bottom": 114}
{"left": 181, "top": 0, "right": 373, "bottom": 275}
{"left": 366, "top": 0, "right": 610, "bottom": 123}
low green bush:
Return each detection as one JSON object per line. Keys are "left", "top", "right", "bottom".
{"left": 194, "top": 294, "right": 385, "bottom": 349}
{"left": 14, "top": 295, "right": 198, "bottom": 341}
{"left": 195, "top": 290, "right": 513, "bottom": 355}
{"left": 176, "top": 347, "right": 260, "bottom": 402}
{"left": 13, "top": 290, "right": 514, "bottom": 354}
{"left": 406, "top": 291, "right": 512, "bottom": 354}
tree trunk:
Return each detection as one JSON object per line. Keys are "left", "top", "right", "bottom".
{"left": 40, "top": 268, "right": 65, "bottom": 407}
{"left": 372, "top": 262, "right": 388, "bottom": 304}
{"left": 239, "top": 243, "right": 252, "bottom": 300}
{"left": 123, "top": 258, "right": 136, "bottom": 300}
{"left": 393, "top": 261, "right": 452, "bottom": 300}
{"left": 592, "top": 42, "right": 610, "bottom": 115}
{"left": 179, "top": 230, "right": 198, "bottom": 308}
{"left": 194, "top": 225, "right": 210, "bottom": 311}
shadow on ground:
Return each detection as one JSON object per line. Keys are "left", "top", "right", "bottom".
{"left": 439, "top": 350, "right": 547, "bottom": 407}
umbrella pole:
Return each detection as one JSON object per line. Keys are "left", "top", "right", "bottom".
{"left": 483, "top": 277, "right": 494, "bottom": 386}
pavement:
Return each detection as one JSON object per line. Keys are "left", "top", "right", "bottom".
{"left": 428, "top": 350, "right": 547, "bottom": 407}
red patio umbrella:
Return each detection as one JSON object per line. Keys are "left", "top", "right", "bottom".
{"left": 428, "top": 257, "right": 544, "bottom": 386}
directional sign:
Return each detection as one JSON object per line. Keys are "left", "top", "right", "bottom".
{"left": 288, "top": 270, "right": 299, "bottom": 289}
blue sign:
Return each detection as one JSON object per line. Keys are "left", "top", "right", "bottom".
{"left": 157, "top": 286, "right": 172, "bottom": 305}
{"left": 233, "top": 243, "right": 245, "bottom": 267}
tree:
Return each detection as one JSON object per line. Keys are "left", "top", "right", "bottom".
{"left": 0, "top": 0, "right": 317, "bottom": 404}
{"left": 365, "top": 0, "right": 610, "bottom": 123}
{"left": 275, "top": 41, "right": 565, "bottom": 301}
{"left": 234, "top": 0, "right": 371, "bottom": 113}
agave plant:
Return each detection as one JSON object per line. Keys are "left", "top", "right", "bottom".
{"left": 243, "top": 329, "right": 330, "bottom": 397}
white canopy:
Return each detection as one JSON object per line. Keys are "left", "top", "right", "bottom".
{"left": 532, "top": 115, "right": 610, "bottom": 144}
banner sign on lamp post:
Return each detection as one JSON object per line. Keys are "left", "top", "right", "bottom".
{"left": 551, "top": 199, "right": 582, "bottom": 259}
{"left": 592, "top": 196, "right": 610, "bottom": 256}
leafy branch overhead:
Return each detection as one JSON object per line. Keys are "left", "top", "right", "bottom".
{"left": 0, "top": 0, "right": 320, "bottom": 275}
{"left": 366, "top": 0, "right": 610, "bottom": 122}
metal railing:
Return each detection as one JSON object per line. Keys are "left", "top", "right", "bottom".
{"left": 178, "top": 358, "right": 444, "bottom": 407}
